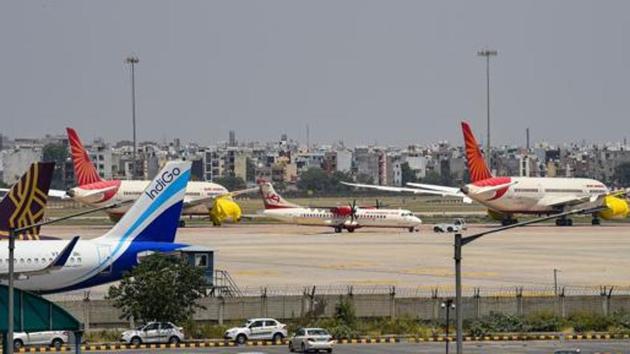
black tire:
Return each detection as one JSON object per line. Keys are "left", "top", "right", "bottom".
{"left": 592, "top": 218, "right": 601, "bottom": 225}
{"left": 168, "top": 336, "right": 180, "bottom": 345}
{"left": 131, "top": 336, "right": 142, "bottom": 346}
{"left": 567, "top": 219, "right": 573, "bottom": 226}
{"left": 289, "top": 341, "right": 295, "bottom": 352}
{"left": 236, "top": 334, "right": 247, "bottom": 345}
{"left": 446, "top": 226, "right": 453, "bottom": 232}
{"left": 555, "top": 219, "right": 562, "bottom": 226}
{"left": 347, "top": 228, "right": 355, "bottom": 233}
{"left": 272, "top": 332, "right": 284, "bottom": 343}
{"left": 327, "top": 349, "right": 333, "bottom": 353}
{"left": 13, "top": 339, "right": 24, "bottom": 351}
{"left": 433, "top": 226, "right": 440, "bottom": 232}
{"left": 51, "top": 338, "right": 64, "bottom": 350}
{"left": 408, "top": 227, "right": 414, "bottom": 233}
{"left": 334, "top": 227, "right": 342, "bottom": 233}
{"left": 178, "top": 220, "right": 186, "bottom": 227}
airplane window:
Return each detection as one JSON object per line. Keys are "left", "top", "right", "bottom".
{"left": 77, "top": 257, "right": 82, "bottom": 263}
{"left": 27, "top": 259, "right": 31, "bottom": 264}
{"left": 19, "top": 259, "right": 24, "bottom": 264}
{"left": 70, "top": 257, "right": 75, "bottom": 263}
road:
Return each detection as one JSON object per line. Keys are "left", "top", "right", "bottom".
{"left": 79, "top": 340, "right": 630, "bottom": 353}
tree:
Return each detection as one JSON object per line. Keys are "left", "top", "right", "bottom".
{"left": 613, "top": 162, "right": 630, "bottom": 187}
{"left": 213, "top": 175, "right": 246, "bottom": 191}
{"left": 42, "top": 143, "right": 68, "bottom": 189}
{"left": 107, "top": 253, "right": 208, "bottom": 324}
{"left": 296, "top": 167, "right": 353, "bottom": 195}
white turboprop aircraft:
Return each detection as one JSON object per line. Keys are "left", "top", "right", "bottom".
{"left": 0, "top": 161, "right": 196, "bottom": 293}
{"left": 259, "top": 182, "right": 422, "bottom": 232}
{"left": 344, "top": 121, "right": 628, "bottom": 226}
{"left": 65, "top": 128, "right": 256, "bottom": 226}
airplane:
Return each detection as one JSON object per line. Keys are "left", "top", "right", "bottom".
{"left": 65, "top": 128, "right": 256, "bottom": 226}
{"left": 0, "top": 162, "right": 56, "bottom": 240}
{"left": 258, "top": 182, "right": 422, "bottom": 233}
{"left": 344, "top": 121, "right": 629, "bottom": 226}
{"left": 0, "top": 160, "right": 198, "bottom": 294}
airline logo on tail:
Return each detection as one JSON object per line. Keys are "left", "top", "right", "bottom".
{"left": 67, "top": 127, "right": 103, "bottom": 186}
{"left": 0, "top": 162, "right": 55, "bottom": 240}
{"left": 461, "top": 121, "right": 493, "bottom": 183}
{"left": 258, "top": 182, "right": 299, "bottom": 209}
{"left": 146, "top": 167, "right": 182, "bottom": 200}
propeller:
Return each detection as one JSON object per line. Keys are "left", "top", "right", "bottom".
{"left": 349, "top": 199, "right": 358, "bottom": 223}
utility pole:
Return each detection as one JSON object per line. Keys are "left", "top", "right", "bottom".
{"left": 477, "top": 49, "right": 497, "bottom": 170}
{"left": 126, "top": 55, "right": 140, "bottom": 179}
{"left": 7, "top": 228, "right": 15, "bottom": 354}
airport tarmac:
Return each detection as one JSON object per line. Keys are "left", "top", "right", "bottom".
{"left": 41, "top": 222, "right": 630, "bottom": 294}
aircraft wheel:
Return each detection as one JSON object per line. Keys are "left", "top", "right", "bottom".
{"left": 567, "top": 218, "right": 573, "bottom": 226}
{"left": 592, "top": 218, "right": 601, "bottom": 225}
{"left": 334, "top": 227, "right": 342, "bottom": 233}
{"left": 555, "top": 219, "right": 562, "bottom": 226}
{"left": 347, "top": 227, "right": 355, "bottom": 233}
{"left": 178, "top": 219, "right": 186, "bottom": 228}
{"left": 408, "top": 227, "right": 414, "bottom": 233}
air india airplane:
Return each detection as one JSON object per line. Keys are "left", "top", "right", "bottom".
{"left": 345, "top": 121, "right": 628, "bottom": 226}
{"left": 65, "top": 128, "right": 256, "bottom": 226}
{"left": 259, "top": 182, "right": 422, "bottom": 232}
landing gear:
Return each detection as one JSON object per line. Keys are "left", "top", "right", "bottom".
{"left": 408, "top": 227, "right": 415, "bottom": 233}
{"left": 346, "top": 227, "right": 355, "bottom": 233}
{"left": 178, "top": 219, "right": 186, "bottom": 227}
{"left": 334, "top": 226, "right": 343, "bottom": 233}
{"left": 500, "top": 217, "right": 518, "bottom": 226}
{"left": 591, "top": 215, "right": 601, "bottom": 225}
{"left": 555, "top": 217, "right": 573, "bottom": 226}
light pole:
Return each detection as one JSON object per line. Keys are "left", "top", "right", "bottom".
{"left": 452, "top": 205, "right": 600, "bottom": 354}
{"left": 554, "top": 269, "right": 560, "bottom": 296}
{"left": 125, "top": 55, "right": 139, "bottom": 179}
{"left": 477, "top": 49, "right": 497, "bottom": 171}
{"left": 441, "top": 299, "right": 455, "bottom": 354}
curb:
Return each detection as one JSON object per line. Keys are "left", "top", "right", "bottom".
{"left": 14, "top": 333, "right": 630, "bottom": 352}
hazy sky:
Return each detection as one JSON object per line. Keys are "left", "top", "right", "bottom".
{"left": 1, "top": 1, "right": 629, "bottom": 146}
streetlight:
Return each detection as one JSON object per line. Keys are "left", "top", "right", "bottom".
{"left": 441, "top": 299, "right": 455, "bottom": 354}
{"left": 452, "top": 205, "right": 601, "bottom": 354}
{"left": 477, "top": 49, "right": 497, "bottom": 171}
{"left": 125, "top": 55, "right": 139, "bottom": 179}
{"left": 554, "top": 269, "right": 561, "bottom": 296}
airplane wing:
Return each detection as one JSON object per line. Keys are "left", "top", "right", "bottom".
{"left": 182, "top": 187, "right": 258, "bottom": 209}
{"left": 0, "top": 236, "right": 80, "bottom": 278}
{"left": 541, "top": 188, "right": 630, "bottom": 210}
{"left": 342, "top": 181, "right": 473, "bottom": 203}
{"left": 48, "top": 189, "right": 69, "bottom": 199}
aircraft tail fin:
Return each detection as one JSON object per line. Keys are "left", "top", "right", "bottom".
{"left": 259, "top": 182, "right": 300, "bottom": 209}
{"left": 66, "top": 127, "right": 104, "bottom": 186}
{"left": 102, "top": 161, "right": 191, "bottom": 243}
{"left": 461, "top": 121, "right": 493, "bottom": 182}
{"left": 0, "top": 162, "right": 55, "bottom": 240}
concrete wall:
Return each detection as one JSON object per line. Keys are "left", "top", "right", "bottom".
{"left": 56, "top": 293, "right": 630, "bottom": 329}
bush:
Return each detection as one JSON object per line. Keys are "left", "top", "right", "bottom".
{"left": 568, "top": 312, "right": 613, "bottom": 332}
{"left": 334, "top": 296, "right": 356, "bottom": 327}
{"left": 526, "top": 311, "right": 564, "bottom": 332}
{"left": 467, "top": 312, "right": 527, "bottom": 336}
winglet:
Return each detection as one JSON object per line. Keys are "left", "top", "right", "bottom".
{"left": 51, "top": 236, "right": 80, "bottom": 269}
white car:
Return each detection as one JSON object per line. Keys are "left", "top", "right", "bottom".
{"left": 433, "top": 218, "right": 467, "bottom": 233}
{"left": 121, "top": 322, "right": 184, "bottom": 345}
{"left": 289, "top": 328, "right": 334, "bottom": 353}
{"left": 224, "top": 318, "right": 287, "bottom": 344}
{"left": 13, "top": 331, "right": 68, "bottom": 350}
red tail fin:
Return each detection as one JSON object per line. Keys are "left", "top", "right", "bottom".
{"left": 66, "top": 128, "right": 103, "bottom": 186}
{"left": 461, "top": 121, "right": 493, "bottom": 182}
{"left": 258, "top": 182, "right": 300, "bottom": 209}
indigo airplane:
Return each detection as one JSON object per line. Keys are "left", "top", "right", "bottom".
{"left": 0, "top": 160, "right": 194, "bottom": 293}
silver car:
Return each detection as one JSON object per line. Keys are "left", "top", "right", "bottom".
{"left": 289, "top": 328, "right": 334, "bottom": 353}
{"left": 13, "top": 331, "right": 68, "bottom": 350}
{"left": 121, "top": 322, "right": 184, "bottom": 345}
